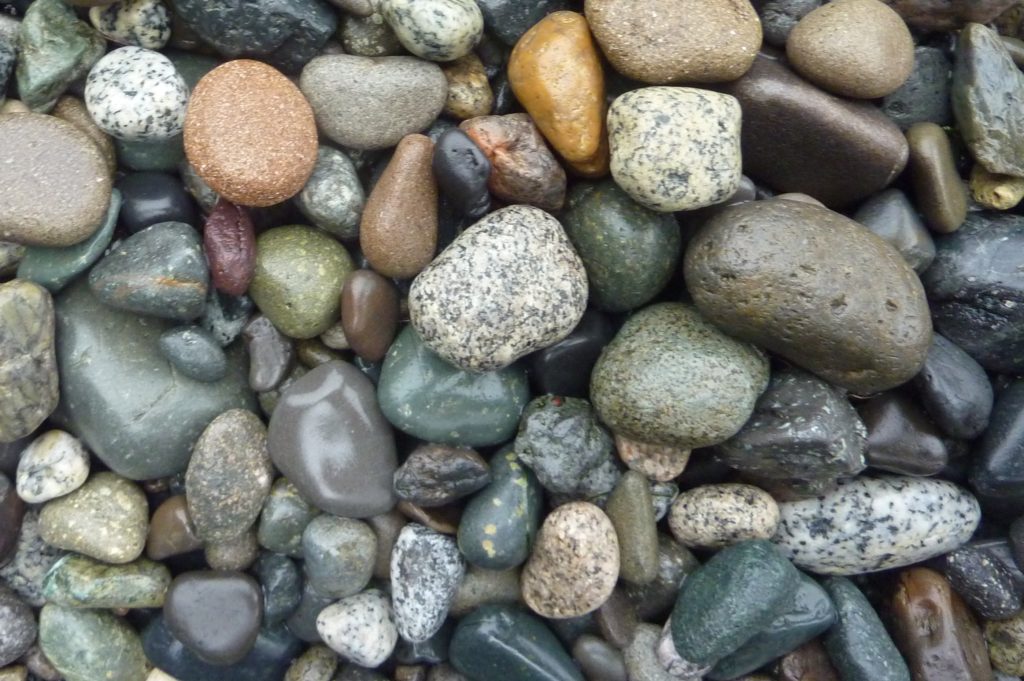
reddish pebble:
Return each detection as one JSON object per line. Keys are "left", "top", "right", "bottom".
{"left": 203, "top": 199, "right": 256, "bottom": 296}
{"left": 341, "top": 270, "right": 400, "bottom": 363}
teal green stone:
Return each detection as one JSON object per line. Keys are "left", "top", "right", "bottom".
{"left": 115, "top": 135, "right": 185, "bottom": 172}
{"left": 709, "top": 572, "right": 836, "bottom": 680}
{"left": 824, "top": 577, "right": 911, "bottom": 681}
{"left": 254, "top": 552, "right": 302, "bottom": 626}
{"left": 378, "top": 325, "right": 530, "bottom": 447}
{"left": 18, "top": 189, "right": 121, "bottom": 293}
{"left": 15, "top": 0, "right": 106, "bottom": 112}
{"left": 561, "top": 180, "right": 681, "bottom": 313}
{"left": 159, "top": 325, "right": 228, "bottom": 382}
{"left": 165, "top": 50, "right": 221, "bottom": 90}
{"left": 450, "top": 605, "right": 584, "bottom": 681}
{"left": 39, "top": 604, "right": 147, "bottom": 681}
{"left": 41, "top": 553, "right": 171, "bottom": 609}
{"left": 671, "top": 539, "right": 801, "bottom": 667}
{"left": 257, "top": 477, "right": 320, "bottom": 557}
{"left": 457, "top": 446, "right": 541, "bottom": 570}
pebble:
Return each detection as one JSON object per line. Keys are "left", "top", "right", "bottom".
{"left": 623, "top": 624, "right": 674, "bottom": 681}
{"left": 825, "top": 578, "right": 910, "bottom": 681}
{"left": 316, "top": 589, "right": 398, "bottom": 667}
{"left": 203, "top": 292, "right": 255, "bottom": 348}
{"left": 244, "top": 315, "right": 294, "bottom": 392}
{"left": 852, "top": 189, "right": 935, "bottom": 273}
{"left": 284, "top": 645, "right": 338, "bottom": 681}
{"left": 287, "top": 580, "right": 335, "bottom": 643}
{"left": 89, "top": 0, "right": 170, "bottom": 48}
{"left": 607, "top": 87, "right": 741, "bottom": 212}
{"left": 300, "top": 55, "right": 447, "bottom": 150}
{"left": 787, "top": 0, "right": 913, "bottom": 99}
{"left": 15, "top": 430, "right": 89, "bottom": 504}
{"left": 390, "top": 523, "right": 466, "bottom": 643}
{"left": 591, "top": 302, "right": 768, "bottom": 449}
{"left": 441, "top": 54, "right": 493, "bottom": 120}
{"left": 255, "top": 552, "right": 302, "bottom": 625}
{"left": 185, "top": 60, "right": 318, "bottom": 207}
{"left": 776, "top": 641, "right": 840, "bottom": 681}
{"left": 248, "top": 225, "right": 354, "bottom": 339}
{"left": 0, "top": 114, "right": 112, "bottom": 247}
{"left": 0, "top": 16, "right": 16, "bottom": 104}
{"left": 52, "top": 94, "right": 118, "bottom": 175}
{"left": 0, "top": 508, "right": 63, "bottom": 607}
{"left": 888, "top": 0, "right": 1017, "bottom": 31}
{"left": 41, "top": 553, "right": 170, "bottom": 609}
{"left": 450, "top": 565, "right": 522, "bottom": 617}
{"left": 157, "top": 325, "right": 226, "bottom": 382}
{"left": 685, "top": 198, "right": 933, "bottom": 394}
{"left": 574, "top": 635, "right": 626, "bottom": 681}
{"left": 905, "top": 122, "right": 968, "bottom": 234}
{"left": 529, "top": 309, "right": 615, "bottom": 399}
{"left": 0, "top": 587, "right": 35, "bottom": 667}
{"left": 605, "top": 471, "right": 657, "bottom": 585}
{"left": 164, "top": 570, "right": 263, "bottom": 665}
{"left": 761, "top": 0, "right": 821, "bottom": 46}
{"left": 971, "top": 379, "right": 1024, "bottom": 506}
{"left": 257, "top": 478, "right": 319, "bottom": 557}
{"left": 971, "top": 164, "right": 1024, "bottom": 210}
{"left": 585, "top": 0, "right": 761, "bottom": 84}
{"left": 942, "top": 544, "right": 1024, "bottom": 620}
{"left": 301, "top": 515, "right": 376, "bottom": 598}
{"left": 668, "top": 484, "right": 780, "bottom": 550}
{"left": 146, "top": 495, "right": 202, "bottom": 560}
{"left": 408, "top": 205, "right": 587, "bottom": 372}
{"left": 341, "top": 270, "right": 400, "bottom": 363}
{"left": 339, "top": 12, "right": 404, "bottom": 57}
{"left": 914, "top": 334, "right": 993, "bottom": 440}
{"left": 0, "top": 474, "right": 24, "bottom": 567}
{"left": 477, "top": 0, "right": 570, "bottom": 46}
{"left": 393, "top": 444, "right": 490, "bottom": 508}
{"left": 772, "top": 476, "right": 981, "bottom": 575}
{"left": 295, "top": 147, "right": 366, "bottom": 240}
{"left": 432, "top": 128, "right": 491, "bottom": 219}
{"left": 0, "top": 281, "right": 58, "bottom": 445}
{"left": 206, "top": 530, "right": 258, "bottom": 571}
{"left": 987, "top": 611, "right": 1024, "bottom": 675}
{"left": 117, "top": 171, "right": 197, "bottom": 234}
{"left": 380, "top": 0, "right": 483, "bottom": 62}
{"left": 881, "top": 46, "right": 953, "bottom": 129}
{"left": 267, "top": 361, "right": 397, "bottom": 517}
{"left": 38, "top": 604, "right": 147, "bottom": 681}
{"left": 361, "top": 134, "right": 438, "bottom": 279}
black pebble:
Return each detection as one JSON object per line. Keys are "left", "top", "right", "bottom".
{"left": 432, "top": 128, "right": 492, "bottom": 220}
{"left": 528, "top": 309, "right": 616, "bottom": 398}
{"left": 117, "top": 171, "right": 198, "bottom": 233}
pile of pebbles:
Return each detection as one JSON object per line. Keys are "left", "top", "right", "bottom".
{"left": 2, "top": 0, "right": 1024, "bottom": 680}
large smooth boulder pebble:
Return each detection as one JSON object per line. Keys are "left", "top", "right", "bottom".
{"left": 164, "top": 570, "right": 263, "bottom": 666}
{"left": 316, "top": 589, "right": 398, "bottom": 667}
{"left": 39, "top": 604, "right": 147, "bottom": 681}
{"left": 0, "top": 280, "right": 58, "bottom": 443}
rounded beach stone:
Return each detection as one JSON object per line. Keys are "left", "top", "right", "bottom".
{"left": 316, "top": 589, "right": 398, "bottom": 668}
{"left": 41, "top": 553, "right": 171, "bottom": 609}
{"left": 164, "top": 570, "right": 262, "bottom": 666}
{"left": 668, "top": 484, "right": 780, "bottom": 550}
{"left": 301, "top": 515, "right": 376, "bottom": 599}
{"left": 340, "top": 12, "right": 405, "bottom": 57}
{"left": 584, "top": 0, "right": 761, "bottom": 84}
{"left": 521, "top": 501, "right": 619, "bottom": 619}
{"left": 441, "top": 54, "right": 493, "bottom": 120}
{"left": 341, "top": 270, "right": 400, "bottom": 363}
{"left": 608, "top": 87, "right": 742, "bottom": 212}
{"left": 158, "top": 325, "right": 227, "bottom": 382}
{"left": 393, "top": 444, "right": 490, "bottom": 507}
{"left": 380, "top": 0, "right": 483, "bottom": 62}
{"left": 85, "top": 47, "right": 188, "bottom": 141}
{"left": 38, "top": 604, "right": 147, "bottom": 681}
{"left": 185, "top": 59, "right": 318, "bottom": 207}
{"left": 0, "top": 280, "right": 59, "bottom": 443}
{"left": 295, "top": 147, "right": 365, "bottom": 240}
{"left": 787, "top": 0, "right": 914, "bottom": 99}
{"left": 988, "top": 611, "right": 1024, "bottom": 676}
{"left": 146, "top": 495, "right": 202, "bottom": 560}
{"left": 0, "top": 114, "right": 112, "bottom": 247}
{"left": 89, "top": 0, "right": 171, "bottom": 49}
{"left": 15, "top": 430, "right": 89, "bottom": 504}
{"left": 614, "top": 435, "right": 691, "bottom": 482}
{"left": 0, "top": 587, "right": 35, "bottom": 667}
{"left": 52, "top": 95, "right": 118, "bottom": 176}
{"left": 391, "top": 523, "right": 466, "bottom": 643}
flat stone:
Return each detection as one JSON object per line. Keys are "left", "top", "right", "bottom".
{"left": 295, "top": 147, "right": 365, "bottom": 240}
{"left": 257, "top": 478, "right": 320, "bottom": 557}
{"left": 165, "top": 570, "right": 263, "bottom": 666}
{"left": 391, "top": 523, "right": 465, "bottom": 643}
{"left": 668, "top": 483, "right": 780, "bottom": 550}
{"left": 146, "top": 495, "right": 202, "bottom": 560}
{"left": 0, "top": 280, "right": 58, "bottom": 443}
{"left": 15, "top": 429, "right": 89, "bottom": 503}
{"left": 41, "top": 553, "right": 170, "bottom": 608}
{"left": 301, "top": 515, "right": 376, "bottom": 598}
{"left": 0, "top": 587, "right": 35, "bottom": 667}
{"left": 604, "top": 471, "right": 657, "bottom": 585}
{"left": 380, "top": 0, "right": 482, "bottom": 62}
{"left": 38, "top": 604, "right": 147, "bottom": 681}
{"left": 852, "top": 188, "right": 935, "bottom": 273}
{"left": 316, "top": 589, "right": 398, "bottom": 668}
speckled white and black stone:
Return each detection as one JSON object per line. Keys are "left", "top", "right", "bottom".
{"left": 409, "top": 204, "right": 588, "bottom": 373}
{"left": 389, "top": 523, "right": 465, "bottom": 643}
{"left": 658, "top": 619, "right": 711, "bottom": 681}
{"left": 316, "top": 589, "right": 398, "bottom": 667}
{"left": 772, "top": 476, "right": 981, "bottom": 575}
{"left": 90, "top": 0, "right": 172, "bottom": 50}
{"left": 608, "top": 86, "right": 742, "bottom": 212}
{"left": 15, "top": 430, "right": 90, "bottom": 504}
{"left": 85, "top": 47, "right": 189, "bottom": 142}
{"left": 380, "top": 0, "right": 483, "bottom": 62}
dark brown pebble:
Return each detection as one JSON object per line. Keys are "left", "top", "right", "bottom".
{"left": 203, "top": 198, "right": 256, "bottom": 296}
{"left": 341, "top": 269, "right": 400, "bottom": 363}
{"left": 146, "top": 495, "right": 203, "bottom": 561}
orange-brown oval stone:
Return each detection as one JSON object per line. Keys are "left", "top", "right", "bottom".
{"left": 184, "top": 60, "right": 318, "bottom": 207}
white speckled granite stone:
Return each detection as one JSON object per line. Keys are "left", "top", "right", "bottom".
{"left": 409, "top": 205, "right": 587, "bottom": 372}
{"left": 85, "top": 47, "right": 188, "bottom": 142}
{"left": 390, "top": 523, "right": 465, "bottom": 643}
{"left": 668, "top": 483, "right": 779, "bottom": 550}
{"left": 15, "top": 430, "right": 89, "bottom": 504}
{"left": 608, "top": 87, "right": 742, "bottom": 212}
{"left": 89, "top": 0, "right": 171, "bottom": 50}
{"left": 316, "top": 589, "right": 398, "bottom": 667}
{"left": 380, "top": 0, "right": 483, "bottom": 62}
{"left": 772, "top": 476, "right": 980, "bottom": 575}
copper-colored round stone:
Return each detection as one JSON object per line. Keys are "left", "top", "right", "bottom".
{"left": 184, "top": 60, "right": 318, "bottom": 207}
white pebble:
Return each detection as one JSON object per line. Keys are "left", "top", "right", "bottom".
{"left": 316, "top": 589, "right": 398, "bottom": 667}
{"left": 16, "top": 430, "right": 90, "bottom": 503}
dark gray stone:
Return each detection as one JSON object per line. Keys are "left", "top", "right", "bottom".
{"left": 0, "top": 586, "right": 36, "bottom": 667}
{"left": 913, "top": 334, "right": 993, "bottom": 440}
{"left": 0, "top": 280, "right": 58, "bottom": 443}
{"left": 882, "top": 46, "right": 953, "bottom": 130}
{"left": 761, "top": 0, "right": 822, "bottom": 46}
{"left": 159, "top": 326, "right": 228, "bottom": 383}
{"left": 942, "top": 545, "right": 1024, "bottom": 620}
{"left": 853, "top": 189, "right": 935, "bottom": 273}
{"left": 476, "top": 0, "right": 570, "bottom": 46}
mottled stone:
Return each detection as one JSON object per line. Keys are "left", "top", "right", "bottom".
{"left": 442, "top": 54, "right": 492, "bottom": 120}
{"left": 38, "top": 605, "right": 146, "bottom": 681}
{"left": 393, "top": 444, "right": 490, "bottom": 508}
{"left": 970, "top": 164, "right": 1024, "bottom": 210}
{"left": 15, "top": 430, "right": 89, "bottom": 503}
{"left": 317, "top": 590, "right": 398, "bottom": 667}
{"left": 761, "top": 0, "right": 821, "bottom": 46}
{"left": 390, "top": 523, "right": 465, "bottom": 642}
{"left": 881, "top": 46, "right": 953, "bottom": 129}
{"left": 284, "top": 644, "right": 338, "bottom": 681}
{"left": 0, "top": 509, "right": 63, "bottom": 607}
{"left": 296, "top": 147, "right": 365, "bottom": 240}
{"left": 146, "top": 495, "right": 202, "bottom": 560}
{"left": 41, "top": 554, "right": 170, "bottom": 608}
{"left": 380, "top": 0, "right": 483, "bottom": 62}
{"left": 164, "top": 570, "right": 263, "bottom": 666}
{"left": 942, "top": 545, "right": 1023, "bottom": 620}
{"left": 0, "top": 281, "right": 57, "bottom": 443}
{"left": 624, "top": 624, "right": 675, "bottom": 681}
{"left": 257, "top": 478, "right": 320, "bottom": 557}
{"left": 669, "top": 484, "right": 780, "bottom": 550}
{"left": 852, "top": 189, "right": 935, "bottom": 273}
{"left": 89, "top": 0, "right": 170, "bottom": 48}
{"left": 0, "top": 587, "right": 35, "bottom": 667}
{"left": 302, "top": 515, "right": 376, "bottom": 599}
{"left": 614, "top": 436, "right": 690, "bottom": 483}
{"left": 339, "top": 12, "right": 404, "bottom": 57}
{"left": 200, "top": 290, "right": 253, "bottom": 347}
{"left": 254, "top": 552, "right": 302, "bottom": 626}
{"left": 987, "top": 611, "right": 1024, "bottom": 675}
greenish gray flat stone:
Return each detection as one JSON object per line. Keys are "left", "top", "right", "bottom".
{"left": 42, "top": 553, "right": 170, "bottom": 609}
{"left": 824, "top": 577, "right": 911, "bottom": 681}
{"left": 39, "top": 604, "right": 147, "bottom": 681}
{"left": 0, "top": 279, "right": 58, "bottom": 443}
{"left": 605, "top": 470, "right": 658, "bottom": 585}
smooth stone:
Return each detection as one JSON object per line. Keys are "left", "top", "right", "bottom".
{"left": 116, "top": 135, "right": 185, "bottom": 172}
{"left": 858, "top": 392, "right": 949, "bottom": 476}
{"left": 441, "top": 54, "right": 492, "bottom": 120}
{"left": 165, "top": 570, "right": 263, "bottom": 666}
{"left": 204, "top": 529, "right": 259, "bottom": 571}
{"left": 883, "top": 0, "right": 1017, "bottom": 30}
{"left": 257, "top": 478, "right": 319, "bottom": 557}
{"left": 987, "top": 612, "right": 1024, "bottom": 676}
{"left": 15, "top": 430, "right": 88, "bottom": 503}
{"left": 476, "top": 0, "right": 569, "bottom": 46}
{"left": 339, "top": 12, "right": 404, "bottom": 57}
{"left": 301, "top": 515, "right": 376, "bottom": 598}
{"left": 450, "top": 566, "right": 522, "bottom": 617}
{"left": 685, "top": 199, "right": 932, "bottom": 394}
{"left": 573, "top": 635, "right": 626, "bottom": 681}
{"left": 772, "top": 476, "right": 981, "bottom": 575}
{"left": 715, "top": 366, "right": 867, "bottom": 485}
{"left": 976, "top": 381, "right": 1024, "bottom": 506}
{"left": 284, "top": 645, "right": 338, "bottom": 681}
{"left": 158, "top": 326, "right": 227, "bottom": 382}
{"left": 367, "top": 509, "right": 408, "bottom": 581}
{"left": 521, "top": 502, "right": 618, "bottom": 619}
{"left": 762, "top": 0, "right": 821, "bottom": 46}
{"left": 249, "top": 225, "right": 354, "bottom": 339}
{"left": 604, "top": 471, "right": 657, "bottom": 585}
{"left": 185, "top": 60, "right": 318, "bottom": 207}
{"left": 89, "top": 0, "right": 170, "bottom": 48}
{"left": 0, "top": 587, "right": 35, "bottom": 667}
{"left": 942, "top": 544, "right": 1024, "bottom": 620}
{"left": 528, "top": 309, "right": 615, "bottom": 398}
{"left": 299, "top": 55, "right": 447, "bottom": 151}
{"left": 584, "top": 0, "right": 761, "bottom": 84}
{"left": 380, "top": 0, "right": 482, "bottom": 62}
{"left": 952, "top": 23, "right": 1024, "bottom": 177}
{"left": 85, "top": 47, "right": 188, "bottom": 141}
{"left": 41, "top": 553, "right": 170, "bottom": 608}
{"left": 607, "top": 87, "right": 741, "bottom": 212}
{"left": 286, "top": 581, "right": 334, "bottom": 643}
{"left": 823, "top": 577, "right": 910, "bottom": 681}
{"left": 776, "top": 640, "right": 840, "bottom": 681}
{"left": 906, "top": 122, "right": 968, "bottom": 234}
{"left": 316, "top": 589, "right": 398, "bottom": 667}
{"left": 613, "top": 439, "right": 687, "bottom": 486}
{"left": 623, "top": 623, "right": 675, "bottom": 681}
{"left": 0, "top": 281, "right": 57, "bottom": 444}
{"left": 186, "top": 409, "right": 272, "bottom": 542}
{"left": 668, "top": 483, "right": 780, "bottom": 550}
{"left": 561, "top": 180, "right": 680, "bottom": 313}
{"left": 360, "top": 134, "right": 438, "bottom": 279}
{"left": 51, "top": 94, "right": 117, "bottom": 175}
{"left": 244, "top": 315, "right": 294, "bottom": 392}
{"left": 393, "top": 444, "right": 490, "bottom": 508}
{"left": 268, "top": 361, "right": 397, "bottom": 517}
{"left": 590, "top": 302, "right": 768, "bottom": 449}
{"left": 0, "top": 114, "right": 111, "bottom": 247}
{"left": 295, "top": 147, "right": 365, "bottom": 240}
{"left": 391, "top": 523, "right": 465, "bottom": 642}
{"left": 881, "top": 46, "right": 953, "bottom": 129}
{"left": 15, "top": 0, "right": 105, "bottom": 112}
{"left": 0, "top": 508, "right": 62, "bottom": 607}
{"left": 852, "top": 188, "right": 935, "bottom": 273}
{"left": 171, "top": 0, "right": 336, "bottom": 73}
{"left": 117, "top": 171, "right": 197, "bottom": 234}
{"left": 200, "top": 290, "right": 253, "bottom": 347}
{"left": 432, "top": 128, "right": 491, "bottom": 220}
{"left": 0, "top": 473, "right": 24, "bottom": 566}
{"left": 449, "top": 605, "right": 583, "bottom": 681}
{"left": 146, "top": 495, "right": 202, "bottom": 560}
{"left": 341, "top": 270, "right": 399, "bottom": 363}
{"left": 623, "top": 535, "right": 699, "bottom": 621}
{"left": 38, "top": 604, "right": 146, "bottom": 681}
{"left": 254, "top": 552, "right": 302, "bottom": 626}
{"left": 719, "top": 53, "right": 908, "bottom": 208}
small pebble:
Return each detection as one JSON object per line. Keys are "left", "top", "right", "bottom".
{"left": 316, "top": 589, "right": 398, "bottom": 668}
{"left": 380, "top": 0, "right": 483, "bottom": 62}
{"left": 295, "top": 147, "right": 366, "bottom": 240}
{"left": 15, "top": 430, "right": 89, "bottom": 504}
{"left": 668, "top": 484, "right": 780, "bottom": 550}
{"left": 164, "top": 570, "right": 262, "bottom": 665}
{"left": 89, "top": 0, "right": 172, "bottom": 49}
{"left": 301, "top": 515, "right": 376, "bottom": 599}
{"left": 158, "top": 326, "right": 228, "bottom": 382}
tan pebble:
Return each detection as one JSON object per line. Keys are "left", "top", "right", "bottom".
{"left": 52, "top": 96, "right": 117, "bottom": 175}
{"left": 668, "top": 483, "right": 779, "bottom": 549}
{"left": 614, "top": 434, "right": 690, "bottom": 482}
{"left": 147, "top": 669, "right": 181, "bottom": 681}
{"left": 0, "top": 100, "right": 29, "bottom": 114}
{"left": 0, "top": 667, "right": 27, "bottom": 681}
{"left": 987, "top": 611, "right": 1024, "bottom": 675}
{"left": 442, "top": 54, "right": 493, "bottom": 120}
{"left": 970, "top": 164, "right": 1024, "bottom": 210}
{"left": 775, "top": 192, "right": 825, "bottom": 207}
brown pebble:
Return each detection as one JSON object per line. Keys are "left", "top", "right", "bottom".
{"left": 395, "top": 666, "right": 427, "bottom": 681}
{"left": 442, "top": 54, "right": 493, "bottom": 120}
{"left": 52, "top": 96, "right": 116, "bottom": 176}
{"left": 341, "top": 269, "right": 400, "bottom": 362}
{"left": 397, "top": 501, "right": 461, "bottom": 535}
{"left": 0, "top": 474, "right": 24, "bottom": 567}
{"left": 203, "top": 199, "right": 256, "bottom": 296}
{"left": 906, "top": 122, "right": 968, "bottom": 234}
{"left": 614, "top": 435, "right": 690, "bottom": 482}
{"left": 360, "top": 134, "right": 438, "bottom": 280}
{"left": 775, "top": 639, "right": 840, "bottom": 681}
{"left": 970, "top": 163, "right": 1024, "bottom": 210}
{"left": 295, "top": 338, "right": 344, "bottom": 368}
{"left": 146, "top": 495, "right": 203, "bottom": 561}
{"left": 184, "top": 59, "right": 318, "bottom": 207}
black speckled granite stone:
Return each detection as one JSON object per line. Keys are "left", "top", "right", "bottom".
{"left": 941, "top": 544, "right": 1024, "bottom": 620}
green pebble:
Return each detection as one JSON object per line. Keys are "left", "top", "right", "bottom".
{"left": 605, "top": 470, "right": 659, "bottom": 585}
{"left": 42, "top": 553, "right": 171, "bottom": 609}
{"left": 159, "top": 325, "right": 228, "bottom": 382}
{"left": 115, "top": 135, "right": 185, "bottom": 172}
{"left": 39, "top": 604, "right": 147, "bottom": 681}
{"left": 824, "top": 576, "right": 911, "bottom": 681}
{"left": 258, "top": 477, "right": 320, "bottom": 557}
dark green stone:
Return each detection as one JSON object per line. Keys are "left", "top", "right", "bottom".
{"left": 561, "top": 180, "right": 681, "bottom": 313}
{"left": 41, "top": 553, "right": 170, "bottom": 609}
{"left": 39, "top": 604, "right": 147, "bottom": 681}
{"left": 115, "top": 135, "right": 186, "bottom": 172}
{"left": 450, "top": 605, "right": 584, "bottom": 681}
{"left": 257, "top": 478, "right": 320, "bottom": 557}
{"left": 254, "top": 552, "right": 302, "bottom": 626}
{"left": 159, "top": 326, "right": 228, "bottom": 383}
{"left": 457, "top": 447, "right": 541, "bottom": 570}
{"left": 378, "top": 325, "right": 530, "bottom": 447}
{"left": 823, "top": 577, "right": 911, "bottom": 681}
{"left": 671, "top": 539, "right": 801, "bottom": 667}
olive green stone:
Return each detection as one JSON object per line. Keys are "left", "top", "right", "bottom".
{"left": 284, "top": 644, "right": 338, "bottom": 681}
{"left": 41, "top": 553, "right": 171, "bottom": 609}
{"left": 561, "top": 180, "right": 681, "bottom": 313}
{"left": 823, "top": 577, "right": 911, "bottom": 681}
{"left": 0, "top": 280, "right": 58, "bottom": 443}
{"left": 623, "top": 534, "right": 700, "bottom": 621}
{"left": 605, "top": 470, "right": 658, "bottom": 585}
{"left": 249, "top": 226, "right": 355, "bottom": 339}
{"left": 38, "top": 604, "right": 147, "bottom": 681}
{"left": 257, "top": 477, "right": 320, "bottom": 557}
